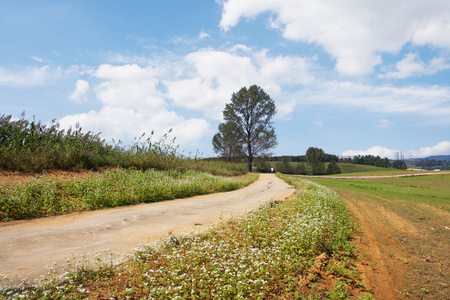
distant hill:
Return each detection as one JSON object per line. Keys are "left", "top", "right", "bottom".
{"left": 420, "top": 155, "right": 450, "bottom": 161}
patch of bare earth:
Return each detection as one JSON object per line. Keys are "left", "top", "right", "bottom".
{"left": 0, "top": 169, "right": 104, "bottom": 186}
{"left": 338, "top": 191, "right": 449, "bottom": 299}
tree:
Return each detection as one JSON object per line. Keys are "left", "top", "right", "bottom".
{"left": 294, "top": 162, "right": 307, "bottom": 175}
{"left": 306, "top": 147, "right": 325, "bottom": 175}
{"left": 221, "top": 85, "right": 277, "bottom": 171}
{"left": 326, "top": 160, "right": 341, "bottom": 174}
{"left": 392, "top": 160, "right": 407, "bottom": 170}
{"left": 277, "top": 157, "right": 293, "bottom": 174}
{"left": 212, "top": 122, "right": 244, "bottom": 161}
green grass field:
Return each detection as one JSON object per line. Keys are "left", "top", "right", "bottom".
{"left": 307, "top": 174, "right": 450, "bottom": 299}
{"left": 336, "top": 163, "right": 410, "bottom": 175}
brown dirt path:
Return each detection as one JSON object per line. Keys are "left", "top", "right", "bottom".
{"left": 338, "top": 190, "right": 449, "bottom": 299}
{"left": 0, "top": 174, "right": 295, "bottom": 286}
{"left": 342, "top": 194, "right": 401, "bottom": 299}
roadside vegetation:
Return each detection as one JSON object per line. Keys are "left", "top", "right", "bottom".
{"left": 0, "top": 113, "right": 245, "bottom": 176}
{"left": 0, "top": 169, "right": 257, "bottom": 221}
{"left": 1, "top": 176, "right": 374, "bottom": 299}
{"left": 307, "top": 174, "right": 450, "bottom": 299}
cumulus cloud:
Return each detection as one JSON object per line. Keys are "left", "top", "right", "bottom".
{"left": 342, "top": 146, "right": 399, "bottom": 159}
{"left": 342, "top": 141, "right": 450, "bottom": 159}
{"left": 165, "top": 46, "right": 315, "bottom": 120}
{"left": 298, "top": 80, "right": 450, "bottom": 121}
{"left": 381, "top": 53, "right": 450, "bottom": 79}
{"left": 69, "top": 79, "right": 90, "bottom": 102}
{"left": 413, "top": 141, "right": 450, "bottom": 158}
{"left": 57, "top": 44, "right": 450, "bottom": 150}
{"left": 58, "top": 106, "right": 211, "bottom": 147}
{"left": 59, "top": 63, "right": 213, "bottom": 146}
{"left": 58, "top": 45, "right": 317, "bottom": 147}
{"left": 219, "top": 0, "right": 450, "bottom": 75}
{"left": 0, "top": 65, "right": 60, "bottom": 87}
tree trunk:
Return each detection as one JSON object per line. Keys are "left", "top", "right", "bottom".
{"left": 247, "top": 142, "right": 252, "bottom": 172}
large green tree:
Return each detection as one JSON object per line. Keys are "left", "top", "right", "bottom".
{"left": 212, "top": 122, "right": 244, "bottom": 161}
{"left": 219, "top": 85, "right": 277, "bottom": 171}
{"left": 306, "top": 147, "right": 325, "bottom": 175}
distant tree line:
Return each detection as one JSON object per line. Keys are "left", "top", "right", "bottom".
{"left": 255, "top": 147, "right": 341, "bottom": 175}
{"left": 340, "top": 155, "right": 407, "bottom": 170}
{"left": 415, "top": 159, "right": 450, "bottom": 169}
{"left": 271, "top": 153, "right": 339, "bottom": 163}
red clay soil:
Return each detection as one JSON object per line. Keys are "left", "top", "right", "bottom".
{"left": 0, "top": 169, "right": 99, "bottom": 186}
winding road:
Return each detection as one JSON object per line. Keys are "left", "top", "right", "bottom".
{"left": 0, "top": 174, "right": 295, "bottom": 286}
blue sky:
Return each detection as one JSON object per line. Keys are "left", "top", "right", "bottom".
{"left": 1, "top": 0, "right": 449, "bottom": 159}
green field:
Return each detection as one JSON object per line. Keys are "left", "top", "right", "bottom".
{"left": 261, "top": 161, "right": 410, "bottom": 176}
{"left": 336, "top": 163, "right": 411, "bottom": 175}
{"left": 307, "top": 174, "right": 450, "bottom": 299}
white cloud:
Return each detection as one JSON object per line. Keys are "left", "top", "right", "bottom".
{"left": 30, "top": 55, "right": 44, "bottom": 63}
{"left": 0, "top": 65, "right": 61, "bottom": 87}
{"left": 56, "top": 43, "right": 449, "bottom": 151}
{"left": 58, "top": 106, "right": 211, "bottom": 147}
{"left": 413, "top": 141, "right": 450, "bottom": 158}
{"left": 342, "top": 141, "right": 450, "bottom": 159}
{"left": 382, "top": 53, "right": 450, "bottom": 79}
{"left": 57, "top": 45, "right": 317, "bottom": 147}
{"left": 165, "top": 46, "right": 315, "bottom": 120}
{"left": 342, "top": 146, "right": 399, "bottom": 159}
{"left": 376, "top": 119, "right": 393, "bottom": 128}
{"left": 313, "top": 120, "right": 323, "bottom": 126}
{"left": 69, "top": 79, "right": 90, "bottom": 102}
{"left": 298, "top": 80, "right": 450, "bottom": 122}
{"left": 219, "top": 0, "right": 450, "bottom": 75}
{"left": 198, "top": 31, "right": 211, "bottom": 39}
{"left": 59, "top": 63, "right": 213, "bottom": 147}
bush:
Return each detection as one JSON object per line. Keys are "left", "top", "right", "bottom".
{"left": 326, "top": 161, "right": 341, "bottom": 174}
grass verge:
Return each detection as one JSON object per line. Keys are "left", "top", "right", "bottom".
{"left": 0, "top": 169, "right": 257, "bottom": 221}
{"left": 1, "top": 175, "right": 374, "bottom": 299}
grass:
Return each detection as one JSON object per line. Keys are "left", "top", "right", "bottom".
{"left": 0, "top": 176, "right": 374, "bottom": 299}
{"left": 306, "top": 174, "right": 450, "bottom": 299}
{"left": 0, "top": 169, "right": 257, "bottom": 221}
{"left": 259, "top": 161, "right": 410, "bottom": 176}
{"left": 336, "top": 163, "right": 409, "bottom": 175}
{"left": 0, "top": 114, "right": 246, "bottom": 176}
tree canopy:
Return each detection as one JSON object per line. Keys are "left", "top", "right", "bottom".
{"left": 213, "top": 85, "right": 277, "bottom": 171}
{"left": 306, "top": 147, "right": 325, "bottom": 175}
{"left": 212, "top": 122, "right": 244, "bottom": 161}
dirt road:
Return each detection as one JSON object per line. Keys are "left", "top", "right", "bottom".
{"left": 0, "top": 174, "right": 294, "bottom": 286}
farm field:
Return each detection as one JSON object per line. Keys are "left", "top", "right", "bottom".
{"left": 307, "top": 173, "right": 450, "bottom": 299}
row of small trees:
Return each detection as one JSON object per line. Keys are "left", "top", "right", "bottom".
{"left": 254, "top": 147, "right": 341, "bottom": 175}
{"left": 340, "top": 154, "right": 407, "bottom": 170}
